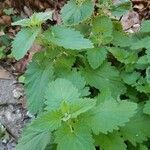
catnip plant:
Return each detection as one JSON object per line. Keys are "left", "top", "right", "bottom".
{"left": 11, "top": 0, "right": 150, "bottom": 150}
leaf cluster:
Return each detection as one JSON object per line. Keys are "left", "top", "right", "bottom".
{"left": 11, "top": 0, "right": 150, "bottom": 150}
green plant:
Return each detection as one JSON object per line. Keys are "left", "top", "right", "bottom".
{"left": 0, "top": 46, "right": 6, "bottom": 59}
{"left": 11, "top": 0, "right": 150, "bottom": 150}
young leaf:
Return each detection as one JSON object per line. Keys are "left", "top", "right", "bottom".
{"left": 61, "top": 0, "right": 94, "bottom": 25}
{"left": 44, "top": 25, "right": 93, "bottom": 50}
{"left": 25, "top": 52, "right": 54, "bottom": 114}
{"left": 120, "top": 106, "right": 150, "bottom": 145}
{"left": 81, "top": 62, "right": 126, "bottom": 97}
{"left": 92, "top": 15, "right": 113, "bottom": 37}
{"left": 87, "top": 47, "right": 107, "bottom": 69}
{"left": 95, "top": 132, "right": 127, "bottom": 150}
{"left": 143, "top": 100, "right": 150, "bottom": 115}
{"left": 70, "top": 98, "right": 96, "bottom": 118}
{"left": 55, "top": 125, "right": 95, "bottom": 150}
{"left": 81, "top": 100, "right": 137, "bottom": 134}
{"left": 31, "top": 110, "right": 62, "bottom": 131}
{"left": 12, "top": 27, "right": 40, "bottom": 60}
{"left": 45, "top": 78, "right": 80, "bottom": 111}
{"left": 16, "top": 127, "right": 51, "bottom": 150}
{"left": 12, "top": 11, "right": 52, "bottom": 27}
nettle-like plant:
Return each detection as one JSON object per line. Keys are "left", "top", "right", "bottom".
{"left": 11, "top": 0, "right": 150, "bottom": 150}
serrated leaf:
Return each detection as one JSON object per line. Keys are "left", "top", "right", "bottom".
{"left": 70, "top": 98, "right": 96, "bottom": 118}
{"left": 121, "top": 71, "right": 140, "bottom": 85}
{"left": 87, "top": 47, "right": 107, "bottom": 69}
{"left": 25, "top": 52, "right": 54, "bottom": 114}
{"left": 81, "top": 100, "right": 137, "bottom": 134}
{"left": 137, "top": 56, "right": 149, "bottom": 65}
{"left": 58, "top": 69, "right": 90, "bottom": 96}
{"left": 143, "top": 100, "right": 150, "bottom": 115}
{"left": 120, "top": 106, "right": 150, "bottom": 145}
{"left": 44, "top": 25, "right": 93, "bottom": 50}
{"left": 55, "top": 125, "right": 95, "bottom": 150}
{"left": 92, "top": 15, "right": 113, "bottom": 36}
{"left": 30, "top": 110, "right": 62, "bottom": 131}
{"left": 91, "top": 15, "right": 113, "bottom": 44}
{"left": 111, "top": 0, "right": 132, "bottom": 17}
{"left": 12, "top": 11, "right": 52, "bottom": 27}
{"left": 81, "top": 62, "right": 126, "bottom": 97}
{"left": 54, "top": 54, "right": 76, "bottom": 75}
{"left": 112, "top": 31, "right": 132, "bottom": 47}
{"left": 45, "top": 78, "right": 80, "bottom": 111}
{"left": 131, "top": 36, "right": 150, "bottom": 50}
{"left": 108, "top": 47, "right": 138, "bottom": 64}
{"left": 135, "top": 77, "right": 150, "bottom": 94}
{"left": 95, "top": 132, "right": 127, "bottom": 150}
{"left": 16, "top": 127, "right": 51, "bottom": 150}
{"left": 12, "top": 27, "right": 40, "bottom": 60}
{"left": 61, "top": 0, "right": 94, "bottom": 25}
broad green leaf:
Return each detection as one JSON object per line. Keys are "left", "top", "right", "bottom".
{"left": 81, "top": 100, "right": 137, "bottom": 134}
{"left": 141, "top": 20, "right": 150, "bottom": 33}
{"left": 25, "top": 52, "right": 54, "bottom": 114}
{"left": 108, "top": 47, "right": 128, "bottom": 63}
{"left": 95, "top": 132, "right": 127, "bottom": 150}
{"left": 12, "top": 11, "right": 52, "bottom": 27}
{"left": 31, "top": 110, "right": 62, "bottom": 131}
{"left": 143, "top": 100, "right": 150, "bottom": 115}
{"left": 44, "top": 25, "right": 93, "bottom": 50}
{"left": 111, "top": 0, "right": 132, "bottom": 17}
{"left": 87, "top": 47, "right": 107, "bottom": 69}
{"left": 137, "top": 56, "right": 149, "bottom": 65}
{"left": 120, "top": 106, "right": 150, "bottom": 145}
{"left": 81, "top": 62, "right": 126, "bottom": 97}
{"left": 96, "top": 88, "right": 112, "bottom": 104}
{"left": 112, "top": 31, "right": 132, "bottom": 47}
{"left": 16, "top": 127, "right": 51, "bottom": 150}
{"left": 61, "top": 0, "right": 94, "bottom": 25}
{"left": 121, "top": 71, "right": 140, "bottom": 85}
{"left": 58, "top": 69, "right": 90, "bottom": 96}
{"left": 70, "top": 98, "right": 96, "bottom": 118}
{"left": 45, "top": 78, "right": 80, "bottom": 111}
{"left": 91, "top": 15, "right": 113, "bottom": 44}
{"left": 54, "top": 54, "right": 76, "bottom": 75}
{"left": 92, "top": 15, "right": 113, "bottom": 36}
{"left": 55, "top": 125, "right": 95, "bottom": 150}
{"left": 108, "top": 47, "right": 138, "bottom": 64}
{"left": 12, "top": 27, "right": 40, "bottom": 60}
{"left": 131, "top": 36, "right": 150, "bottom": 50}
{"left": 135, "top": 77, "right": 150, "bottom": 94}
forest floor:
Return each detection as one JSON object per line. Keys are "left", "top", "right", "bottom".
{"left": 0, "top": 0, "right": 150, "bottom": 149}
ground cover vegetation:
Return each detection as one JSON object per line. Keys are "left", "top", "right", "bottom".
{"left": 10, "top": 0, "right": 150, "bottom": 149}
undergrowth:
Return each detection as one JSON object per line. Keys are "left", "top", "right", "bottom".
{"left": 11, "top": 0, "right": 150, "bottom": 150}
